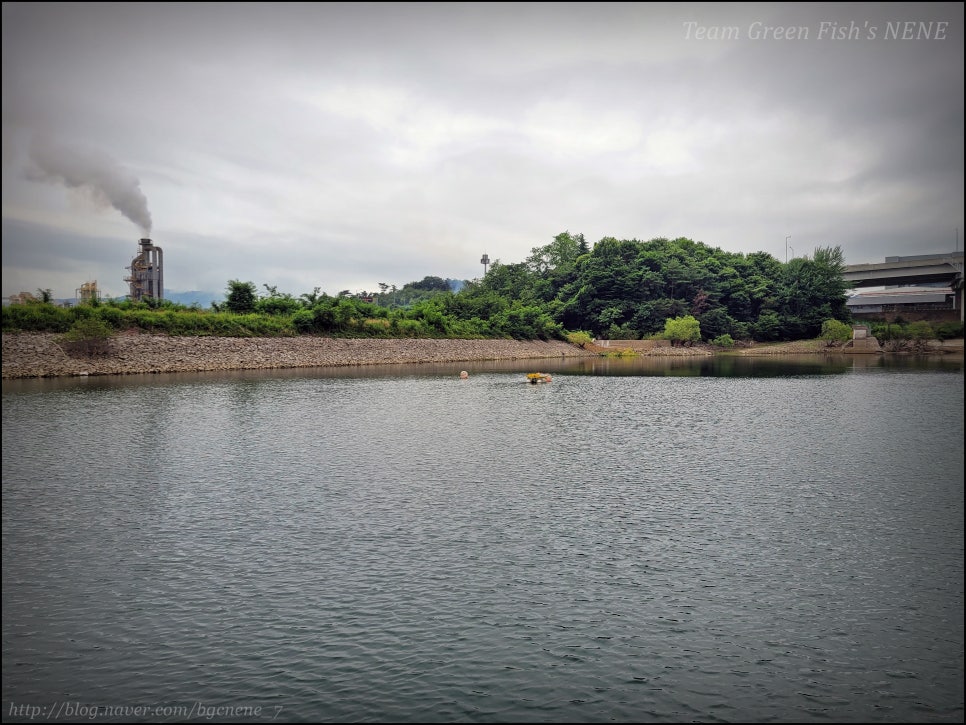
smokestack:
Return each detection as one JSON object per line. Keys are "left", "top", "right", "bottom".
{"left": 26, "top": 135, "right": 153, "bottom": 235}
{"left": 125, "top": 238, "right": 163, "bottom": 301}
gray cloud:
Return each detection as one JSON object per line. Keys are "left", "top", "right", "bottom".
{"left": 2, "top": 2, "right": 963, "bottom": 300}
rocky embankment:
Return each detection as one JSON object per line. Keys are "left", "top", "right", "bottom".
{"left": 1, "top": 333, "right": 599, "bottom": 379}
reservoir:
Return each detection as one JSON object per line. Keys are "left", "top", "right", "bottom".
{"left": 2, "top": 355, "right": 963, "bottom": 722}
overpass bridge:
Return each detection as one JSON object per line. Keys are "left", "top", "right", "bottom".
{"left": 843, "top": 252, "right": 963, "bottom": 323}
{"left": 844, "top": 252, "right": 963, "bottom": 288}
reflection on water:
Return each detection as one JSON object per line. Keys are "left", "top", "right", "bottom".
{"left": 565, "top": 352, "right": 964, "bottom": 377}
{"left": 2, "top": 354, "right": 963, "bottom": 723}
{"left": 3, "top": 351, "right": 962, "bottom": 395}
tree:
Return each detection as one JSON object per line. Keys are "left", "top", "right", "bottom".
{"left": 480, "top": 262, "right": 535, "bottom": 302}
{"left": 225, "top": 280, "right": 257, "bottom": 314}
{"left": 300, "top": 287, "right": 323, "bottom": 308}
{"left": 411, "top": 276, "right": 451, "bottom": 292}
{"left": 663, "top": 315, "right": 702, "bottom": 346}
{"left": 697, "top": 308, "right": 734, "bottom": 340}
{"left": 526, "top": 231, "right": 584, "bottom": 275}
{"left": 36, "top": 288, "right": 54, "bottom": 303}
{"left": 753, "top": 310, "right": 783, "bottom": 341}
{"left": 780, "top": 245, "right": 850, "bottom": 337}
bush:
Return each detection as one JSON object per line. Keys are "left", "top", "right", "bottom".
{"left": 871, "top": 322, "right": 903, "bottom": 342}
{"left": 906, "top": 321, "right": 934, "bottom": 341}
{"left": 711, "top": 334, "right": 735, "bottom": 348}
{"left": 934, "top": 321, "right": 964, "bottom": 341}
{"left": 60, "top": 317, "right": 114, "bottom": 357}
{"left": 292, "top": 309, "right": 315, "bottom": 334}
{"left": 363, "top": 318, "right": 391, "bottom": 335}
{"left": 566, "top": 331, "right": 594, "bottom": 348}
{"left": 395, "top": 319, "right": 425, "bottom": 337}
{"left": 662, "top": 315, "right": 701, "bottom": 346}
{"left": 2, "top": 302, "right": 72, "bottom": 332}
{"left": 820, "top": 319, "right": 852, "bottom": 345}
{"left": 96, "top": 306, "right": 126, "bottom": 330}
{"left": 605, "top": 323, "right": 638, "bottom": 340}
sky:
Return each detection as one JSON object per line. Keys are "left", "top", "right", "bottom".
{"left": 2, "top": 2, "right": 964, "bottom": 301}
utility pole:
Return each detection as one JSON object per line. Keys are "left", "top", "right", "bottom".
{"left": 480, "top": 253, "right": 490, "bottom": 277}
{"left": 785, "top": 235, "right": 791, "bottom": 263}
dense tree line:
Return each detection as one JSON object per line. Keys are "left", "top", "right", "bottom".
{"left": 459, "top": 232, "right": 852, "bottom": 341}
{"left": 5, "top": 232, "right": 874, "bottom": 342}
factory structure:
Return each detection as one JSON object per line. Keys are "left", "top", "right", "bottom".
{"left": 125, "top": 237, "right": 163, "bottom": 301}
{"left": 4, "top": 237, "right": 164, "bottom": 306}
{"left": 75, "top": 281, "right": 100, "bottom": 305}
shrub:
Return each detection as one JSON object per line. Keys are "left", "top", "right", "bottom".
{"left": 711, "top": 334, "right": 735, "bottom": 348}
{"left": 566, "top": 331, "right": 594, "bottom": 348}
{"left": 395, "top": 319, "right": 425, "bottom": 337}
{"left": 96, "top": 306, "right": 126, "bottom": 330}
{"left": 60, "top": 317, "right": 114, "bottom": 357}
{"left": 871, "top": 322, "right": 902, "bottom": 341}
{"left": 2, "top": 302, "right": 72, "bottom": 332}
{"left": 819, "top": 319, "right": 852, "bottom": 345}
{"left": 662, "top": 315, "right": 702, "bottom": 346}
{"left": 292, "top": 309, "right": 315, "bottom": 334}
{"left": 934, "top": 321, "right": 964, "bottom": 341}
{"left": 363, "top": 318, "right": 391, "bottom": 335}
{"left": 906, "top": 321, "right": 933, "bottom": 341}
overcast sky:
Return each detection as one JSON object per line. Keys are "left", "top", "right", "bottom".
{"left": 3, "top": 2, "right": 963, "bottom": 300}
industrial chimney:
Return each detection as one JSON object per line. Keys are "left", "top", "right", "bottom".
{"left": 125, "top": 238, "right": 163, "bottom": 301}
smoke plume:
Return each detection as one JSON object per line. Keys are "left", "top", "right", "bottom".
{"left": 26, "top": 136, "right": 153, "bottom": 235}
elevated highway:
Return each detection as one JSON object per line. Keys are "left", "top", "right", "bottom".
{"left": 843, "top": 252, "right": 963, "bottom": 288}
{"left": 844, "top": 252, "right": 963, "bottom": 323}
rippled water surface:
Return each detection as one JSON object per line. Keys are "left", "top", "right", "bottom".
{"left": 3, "top": 357, "right": 963, "bottom": 722}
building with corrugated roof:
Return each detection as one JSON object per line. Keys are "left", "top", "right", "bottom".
{"left": 846, "top": 286, "right": 957, "bottom": 323}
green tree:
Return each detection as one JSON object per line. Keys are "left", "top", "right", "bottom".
{"left": 411, "top": 276, "right": 451, "bottom": 292}
{"left": 225, "top": 280, "right": 257, "bottom": 314}
{"left": 662, "top": 315, "right": 702, "bottom": 346}
{"left": 752, "top": 310, "right": 783, "bottom": 341}
{"left": 300, "top": 287, "right": 324, "bottom": 308}
{"left": 480, "top": 262, "right": 536, "bottom": 303}
{"left": 780, "top": 245, "right": 850, "bottom": 337}
{"left": 697, "top": 308, "right": 735, "bottom": 340}
{"left": 255, "top": 285, "right": 300, "bottom": 315}
{"left": 526, "top": 231, "right": 584, "bottom": 275}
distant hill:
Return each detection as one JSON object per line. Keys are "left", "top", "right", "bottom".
{"left": 163, "top": 282, "right": 469, "bottom": 307}
{"left": 165, "top": 291, "right": 221, "bottom": 308}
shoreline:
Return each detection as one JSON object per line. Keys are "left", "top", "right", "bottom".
{"left": 3, "top": 333, "right": 961, "bottom": 379}
{"left": 2, "top": 332, "right": 603, "bottom": 379}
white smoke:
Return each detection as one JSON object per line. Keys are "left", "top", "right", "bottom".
{"left": 26, "top": 135, "right": 153, "bottom": 235}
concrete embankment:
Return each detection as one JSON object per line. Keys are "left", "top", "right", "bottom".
{"left": 1, "top": 333, "right": 599, "bottom": 379}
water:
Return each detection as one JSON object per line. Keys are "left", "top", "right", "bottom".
{"left": 3, "top": 356, "right": 963, "bottom": 723}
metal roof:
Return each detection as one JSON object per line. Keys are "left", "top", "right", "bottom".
{"left": 846, "top": 287, "right": 952, "bottom": 306}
